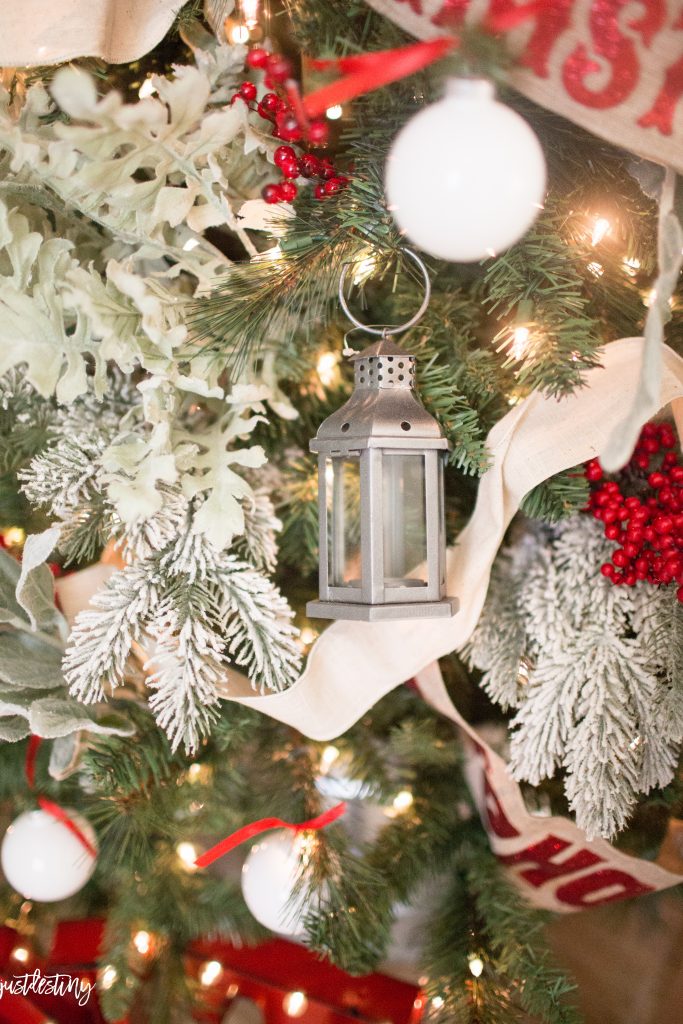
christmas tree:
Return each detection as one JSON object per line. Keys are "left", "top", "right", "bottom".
{"left": 0, "top": 2, "right": 681, "bottom": 1022}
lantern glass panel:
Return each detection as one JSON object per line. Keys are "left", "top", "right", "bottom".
{"left": 382, "top": 453, "right": 428, "bottom": 589}
{"left": 326, "top": 457, "right": 362, "bottom": 587}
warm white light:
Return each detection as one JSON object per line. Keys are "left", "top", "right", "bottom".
{"left": 241, "top": 0, "right": 260, "bottom": 28}
{"left": 199, "top": 960, "right": 223, "bottom": 987}
{"left": 352, "top": 255, "right": 376, "bottom": 286}
{"left": 321, "top": 744, "right": 340, "bottom": 769}
{"left": 176, "top": 841, "right": 199, "bottom": 871}
{"left": 138, "top": 78, "right": 157, "bottom": 99}
{"left": 431, "top": 996, "right": 445, "bottom": 1009}
{"left": 133, "top": 930, "right": 152, "bottom": 956}
{"left": 316, "top": 351, "right": 338, "bottom": 387}
{"left": 325, "top": 462, "right": 334, "bottom": 488}
{"left": 283, "top": 991, "right": 309, "bottom": 1017}
{"left": 183, "top": 237, "right": 200, "bottom": 252}
{"left": 392, "top": 789, "right": 414, "bottom": 812}
{"left": 468, "top": 956, "right": 484, "bottom": 978}
{"left": 587, "top": 261, "right": 604, "bottom": 278}
{"left": 11, "top": 946, "right": 29, "bottom": 964}
{"left": 300, "top": 627, "right": 318, "bottom": 648}
{"left": 623, "top": 256, "right": 641, "bottom": 277}
{"left": 326, "top": 104, "right": 343, "bottom": 120}
{"left": 591, "top": 217, "right": 611, "bottom": 246}
{"left": 511, "top": 325, "right": 530, "bottom": 360}
{"left": 187, "top": 763, "right": 211, "bottom": 784}
{"left": 230, "top": 24, "right": 250, "bottom": 43}
{"left": 3, "top": 527, "right": 25, "bottom": 547}
{"left": 99, "top": 965, "right": 118, "bottom": 990}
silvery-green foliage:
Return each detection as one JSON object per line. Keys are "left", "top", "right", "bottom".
{"left": 467, "top": 514, "right": 683, "bottom": 839}
{"left": 0, "top": 536, "right": 133, "bottom": 754}
{"left": 64, "top": 527, "right": 301, "bottom": 753}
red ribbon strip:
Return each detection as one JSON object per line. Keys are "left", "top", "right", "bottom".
{"left": 301, "top": 37, "right": 457, "bottom": 119}
{"left": 24, "top": 736, "right": 96, "bottom": 859}
{"left": 194, "top": 801, "right": 347, "bottom": 869}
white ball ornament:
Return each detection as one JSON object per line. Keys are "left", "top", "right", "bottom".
{"left": 385, "top": 78, "right": 547, "bottom": 262}
{"left": 241, "top": 830, "right": 317, "bottom": 938}
{"left": 1, "top": 809, "right": 97, "bottom": 902}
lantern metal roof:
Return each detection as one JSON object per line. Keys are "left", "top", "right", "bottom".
{"left": 310, "top": 337, "right": 448, "bottom": 453}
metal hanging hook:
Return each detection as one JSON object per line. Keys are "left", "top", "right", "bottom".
{"left": 338, "top": 247, "right": 431, "bottom": 337}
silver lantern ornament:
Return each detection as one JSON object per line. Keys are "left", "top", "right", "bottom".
{"left": 306, "top": 249, "right": 458, "bottom": 622}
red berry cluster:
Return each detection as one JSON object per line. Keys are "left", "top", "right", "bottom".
{"left": 585, "top": 421, "right": 683, "bottom": 601}
{"left": 231, "top": 48, "right": 349, "bottom": 205}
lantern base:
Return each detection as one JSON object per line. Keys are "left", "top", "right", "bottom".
{"left": 306, "top": 598, "right": 458, "bottom": 622}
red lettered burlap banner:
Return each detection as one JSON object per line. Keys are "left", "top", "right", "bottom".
{"left": 362, "top": 0, "right": 683, "bottom": 173}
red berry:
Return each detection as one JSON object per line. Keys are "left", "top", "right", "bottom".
{"left": 274, "top": 145, "right": 296, "bottom": 168}
{"left": 585, "top": 464, "right": 603, "bottom": 482}
{"left": 239, "top": 81, "right": 257, "bottom": 102}
{"left": 605, "top": 481, "right": 620, "bottom": 493}
{"left": 259, "top": 92, "right": 279, "bottom": 115}
{"left": 612, "top": 549, "right": 629, "bottom": 568}
{"left": 642, "top": 423, "right": 657, "bottom": 438}
{"left": 655, "top": 516, "right": 674, "bottom": 534}
{"left": 603, "top": 507, "right": 618, "bottom": 524}
{"left": 247, "top": 48, "right": 270, "bottom": 69}
{"left": 671, "top": 466, "right": 683, "bottom": 483}
{"left": 266, "top": 55, "right": 293, "bottom": 83}
{"left": 634, "top": 454, "right": 650, "bottom": 469}
{"left": 664, "top": 452, "right": 678, "bottom": 468}
{"left": 643, "top": 438, "right": 660, "bottom": 454}
{"left": 605, "top": 524, "right": 621, "bottom": 540}
{"left": 230, "top": 92, "right": 246, "bottom": 105}
{"left": 299, "top": 154, "right": 322, "bottom": 178}
{"left": 625, "top": 496, "right": 641, "bottom": 510}
{"left": 280, "top": 181, "right": 297, "bottom": 201}
{"left": 307, "top": 119, "right": 330, "bottom": 146}
{"left": 624, "top": 542, "right": 639, "bottom": 559}
{"left": 280, "top": 158, "right": 300, "bottom": 179}
{"left": 262, "top": 183, "right": 283, "bottom": 204}
{"left": 601, "top": 563, "right": 615, "bottom": 578}
{"left": 677, "top": 586, "right": 683, "bottom": 603}
{"left": 323, "top": 177, "right": 344, "bottom": 195}
{"left": 278, "top": 116, "right": 302, "bottom": 142}
{"left": 624, "top": 572, "right": 637, "bottom": 586}
{"left": 314, "top": 183, "right": 326, "bottom": 200}
{"left": 648, "top": 471, "right": 665, "bottom": 488}
{"left": 320, "top": 158, "right": 336, "bottom": 180}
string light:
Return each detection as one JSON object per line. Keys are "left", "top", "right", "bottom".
{"left": 352, "top": 254, "right": 377, "bottom": 285}
{"left": 623, "top": 256, "right": 641, "bottom": 277}
{"left": 3, "top": 527, "right": 25, "bottom": 547}
{"left": 316, "top": 351, "right": 338, "bottom": 387}
{"left": 392, "top": 789, "right": 414, "bottom": 813}
{"left": 199, "top": 960, "right": 223, "bottom": 987}
{"left": 187, "top": 763, "right": 211, "bottom": 784}
{"left": 591, "top": 216, "right": 611, "bottom": 246}
{"left": 230, "top": 24, "right": 250, "bottom": 43}
{"left": 431, "top": 996, "right": 445, "bottom": 1009}
{"left": 132, "top": 930, "right": 152, "bottom": 956}
{"left": 241, "top": 0, "right": 260, "bottom": 28}
{"left": 326, "top": 104, "right": 343, "bottom": 120}
{"left": 320, "top": 744, "right": 340, "bottom": 771}
{"left": 227, "top": 982, "right": 240, "bottom": 998}
{"left": 511, "top": 325, "right": 530, "bottom": 360}
{"left": 299, "top": 626, "right": 318, "bottom": 648}
{"left": 99, "top": 965, "right": 118, "bottom": 990}
{"left": 283, "top": 991, "right": 309, "bottom": 1017}
{"left": 468, "top": 956, "right": 484, "bottom": 978}
{"left": 586, "top": 261, "right": 604, "bottom": 278}
{"left": 11, "top": 945, "right": 29, "bottom": 964}
{"left": 176, "top": 841, "right": 199, "bottom": 871}
{"left": 138, "top": 78, "right": 157, "bottom": 99}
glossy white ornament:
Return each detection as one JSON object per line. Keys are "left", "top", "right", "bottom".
{"left": 385, "top": 79, "right": 546, "bottom": 262}
{"left": 1, "top": 808, "right": 97, "bottom": 902}
{"left": 241, "top": 830, "right": 315, "bottom": 937}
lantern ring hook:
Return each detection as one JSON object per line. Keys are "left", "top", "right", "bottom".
{"left": 338, "top": 247, "right": 431, "bottom": 337}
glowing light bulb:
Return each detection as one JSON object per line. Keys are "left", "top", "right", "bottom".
{"left": 587, "top": 261, "right": 604, "bottom": 278}
{"left": 326, "top": 104, "right": 343, "bottom": 120}
{"left": 230, "top": 24, "right": 250, "bottom": 43}
{"left": 199, "top": 960, "right": 223, "bottom": 987}
{"left": 352, "top": 255, "right": 376, "bottom": 285}
{"left": 511, "top": 325, "right": 530, "bottom": 360}
{"left": 11, "top": 946, "right": 29, "bottom": 964}
{"left": 591, "top": 217, "right": 611, "bottom": 246}
{"left": 176, "top": 841, "right": 199, "bottom": 871}
{"left": 431, "top": 996, "right": 445, "bottom": 1009}
{"left": 623, "top": 256, "right": 641, "bottom": 277}
{"left": 468, "top": 956, "right": 484, "bottom": 978}
{"left": 183, "top": 237, "right": 200, "bottom": 252}
{"left": 316, "top": 351, "right": 338, "bottom": 387}
{"left": 283, "top": 991, "right": 308, "bottom": 1017}
{"left": 320, "top": 744, "right": 340, "bottom": 770}
{"left": 392, "top": 789, "right": 414, "bottom": 813}
{"left": 241, "top": 0, "right": 259, "bottom": 27}
{"left": 138, "top": 78, "right": 157, "bottom": 99}
{"left": 3, "top": 527, "right": 25, "bottom": 547}
{"left": 133, "top": 930, "right": 152, "bottom": 956}
{"left": 99, "top": 965, "right": 118, "bottom": 990}
{"left": 299, "top": 627, "right": 318, "bottom": 648}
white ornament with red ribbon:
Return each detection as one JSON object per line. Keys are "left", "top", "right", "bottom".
{"left": 1, "top": 808, "right": 97, "bottom": 902}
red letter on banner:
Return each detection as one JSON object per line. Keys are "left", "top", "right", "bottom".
{"left": 556, "top": 868, "right": 654, "bottom": 906}
{"left": 482, "top": 775, "right": 521, "bottom": 839}
{"left": 498, "top": 835, "right": 602, "bottom": 887}
{"left": 638, "top": 45, "right": 683, "bottom": 135}
{"left": 488, "top": 0, "right": 573, "bottom": 78}
{"left": 431, "top": 0, "right": 471, "bottom": 27}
